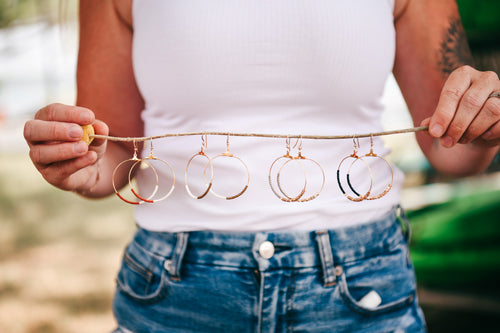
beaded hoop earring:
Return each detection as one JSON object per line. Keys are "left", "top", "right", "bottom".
{"left": 347, "top": 135, "right": 393, "bottom": 200}
{"left": 185, "top": 135, "right": 213, "bottom": 199}
{"left": 277, "top": 137, "right": 325, "bottom": 202}
{"left": 112, "top": 140, "right": 159, "bottom": 205}
{"left": 337, "top": 137, "right": 373, "bottom": 202}
{"left": 268, "top": 137, "right": 307, "bottom": 202}
{"left": 129, "top": 138, "right": 176, "bottom": 203}
{"left": 205, "top": 135, "right": 250, "bottom": 200}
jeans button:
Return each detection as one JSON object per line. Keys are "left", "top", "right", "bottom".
{"left": 258, "top": 241, "right": 275, "bottom": 259}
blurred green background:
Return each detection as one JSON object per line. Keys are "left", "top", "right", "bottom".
{"left": 1, "top": 0, "right": 499, "bottom": 332}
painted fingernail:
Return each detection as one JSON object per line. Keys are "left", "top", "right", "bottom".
{"left": 441, "top": 136, "right": 455, "bottom": 148}
{"left": 69, "top": 125, "right": 83, "bottom": 139}
{"left": 74, "top": 141, "right": 87, "bottom": 154}
{"left": 430, "top": 124, "right": 444, "bottom": 137}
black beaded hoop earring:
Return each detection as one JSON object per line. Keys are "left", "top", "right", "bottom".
{"left": 337, "top": 137, "right": 373, "bottom": 202}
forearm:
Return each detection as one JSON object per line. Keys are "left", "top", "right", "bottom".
{"left": 394, "top": 0, "right": 500, "bottom": 177}
{"left": 417, "top": 133, "right": 499, "bottom": 176}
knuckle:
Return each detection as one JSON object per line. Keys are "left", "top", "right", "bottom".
{"left": 484, "top": 99, "right": 500, "bottom": 118}
{"left": 455, "top": 65, "right": 473, "bottom": 75}
{"left": 442, "top": 87, "right": 463, "bottom": 101}
{"left": 462, "top": 92, "right": 483, "bottom": 110}
{"left": 46, "top": 103, "right": 60, "bottom": 121}
{"left": 483, "top": 70, "right": 499, "bottom": 82}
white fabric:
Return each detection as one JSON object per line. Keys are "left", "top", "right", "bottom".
{"left": 131, "top": 0, "right": 405, "bottom": 232}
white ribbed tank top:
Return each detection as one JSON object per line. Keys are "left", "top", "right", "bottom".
{"left": 132, "top": 0, "right": 404, "bottom": 232}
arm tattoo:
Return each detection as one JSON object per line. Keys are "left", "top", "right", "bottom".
{"left": 437, "top": 16, "right": 474, "bottom": 77}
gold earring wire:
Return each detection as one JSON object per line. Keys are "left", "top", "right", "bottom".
{"left": 277, "top": 136, "right": 325, "bottom": 202}
{"left": 112, "top": 140, "right": 159, "bottom": 205}
{"left": 185, "top": 134, "right": 213, "bottom": 199}
{"left": 129, "top": 137, "right": 176, "bottom": 203}
{"left": 337, "top": 136, "right": 373, "bottom": 202}
{"left": 269, "top": 137, "right": 307, "bottom": 202}
{"left": 204, "top": 134, "right": 250, "bottom": 200}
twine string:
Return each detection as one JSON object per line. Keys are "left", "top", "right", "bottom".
{"left": 90, "top": 126, "right": 429, "bottom": 142}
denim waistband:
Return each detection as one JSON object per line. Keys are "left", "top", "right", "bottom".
{"left": 131, "top": 207, "right": 408, "bottom": 282}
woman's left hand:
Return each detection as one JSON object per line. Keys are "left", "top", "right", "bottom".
{"left": 423, "top": 65, "right": 500, "bottom": 148}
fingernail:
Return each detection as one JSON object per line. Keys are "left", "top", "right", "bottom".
{"left": 482, "top": 131, "right": 492, "bottom": 140}
{"left": 80, "top": 112, "right": 92, "bottom": 124}
{"left": 69, "top": 125, "right": 83, "bottom": 139}
{"left": 441, "top": 136, "right": 455, "bottom": 148}
{"left": 74, "top": 141, "right": 87, "bottom": 154}
{"left": 430, "top": 124, "right": 444, "bottom": 137}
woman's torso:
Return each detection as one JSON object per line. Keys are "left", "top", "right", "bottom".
{"left": 131, "top": 0, "right": 404, "bottom": 232}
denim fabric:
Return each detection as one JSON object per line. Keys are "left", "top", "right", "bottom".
{"left": 112, "top": 208, "right": 426, "bottom": 333}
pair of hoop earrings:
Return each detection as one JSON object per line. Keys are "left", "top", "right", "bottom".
{"left": 185, "top": 135, "right": 250, "bottom": 200}
{"left": 269, "top": 137, "right": 325, "bottom": 202}
{"left": 336, "top": 136, "right": 393, "bottom": 201}
{"left": 112, "top": 139, "right": 175, "bottom": 205}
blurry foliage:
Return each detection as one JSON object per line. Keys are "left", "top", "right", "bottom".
{"left": 0, "top": 0, "right": 32, "bottom": 28}
{"left": 457, "top": 0, "right": 500, "bottom": 48}
{"left": 409, "top": 189, "right": 500, "bottom": 294}
{"left": 0, "top": 0, "right": 77, "bottom": 28}
{"left": 457, "top": 0, "right": 500, "bottom": 74}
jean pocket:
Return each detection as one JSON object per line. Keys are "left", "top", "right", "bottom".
{"left": 337, "top": 246, "right": 416, "bottom": 315}
{"left": 116, "top": 241, "right": 169, "bottom": 304}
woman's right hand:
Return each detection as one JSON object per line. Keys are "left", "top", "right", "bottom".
{"left": 24, "top": 103, "right": 109, "bottom": 194}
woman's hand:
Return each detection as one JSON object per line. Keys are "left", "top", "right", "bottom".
{"left": 24, "top": 103, "right": 109, "bottom": 193}
{"left": 423, "top": 65, "right": 500, "bottom": 148}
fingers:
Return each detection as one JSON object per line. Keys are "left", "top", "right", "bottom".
{"left": 25, "top": 103, "right": 96, "bottom": 143}
{"left": 24, "top": 103, "right": 107, "bottom": 192}
{"left": 38, "top": 152, "right": 99, "bottom": 191}
{"left": 24, "top": 120, "right": 85, "bottom": 143}
{"left": 29, "top": 141, "right": 89, "bottom": 165}
{"left": 429, "top": 66, "right": 500, "bottom": 147}
{"left": 35, "top": 103, "right": 95, "bottom": 125}
{"left": 466, "top": 97, "right": 500, "bottom": 143}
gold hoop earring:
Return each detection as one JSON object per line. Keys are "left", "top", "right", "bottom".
{"left": 268, "top": 137, "right": 307, "bottom": 202}
{"left": 348, "top": 135, "right": 393, "bottom": 200}
{"left": 130, "top": 138, "right": 176, "bottom": 203}
{"left": 278, "top": 137, "right": 325, "bottom": 202}
{"left": 337, "top": 137, "right": 373, "bottom": 202}
{"left": 205, "top": 135, "right": 250, "bottom": 200}
{"left": 185, "top": 134, "right": 213, "bottom": 199}
{"left": 112, "top": 140, "right": 159, "bottom": 205}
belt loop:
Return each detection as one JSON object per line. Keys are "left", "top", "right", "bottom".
{"left": 165, "top": 232, "right": 189, "bottom": 281}
{"left": 315, "top": 231, "right": 337, "bottom": 287}
{"left": 396, "top": 205, "right": 411, "bottom": 243}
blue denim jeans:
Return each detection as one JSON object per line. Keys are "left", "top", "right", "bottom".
{"left": 112, "top": 208, "right": 426, "bottom": 333}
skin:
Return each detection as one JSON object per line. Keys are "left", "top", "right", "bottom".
{"left": 24, "top": 0, "right": 500, "bottom": 198}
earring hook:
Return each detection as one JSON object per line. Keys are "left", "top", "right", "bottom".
{"left": 132, "top": 140, "right": 139, "bottom": 160}
{"left": 201, "top": 134, "right": 208, "bottom": 153}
